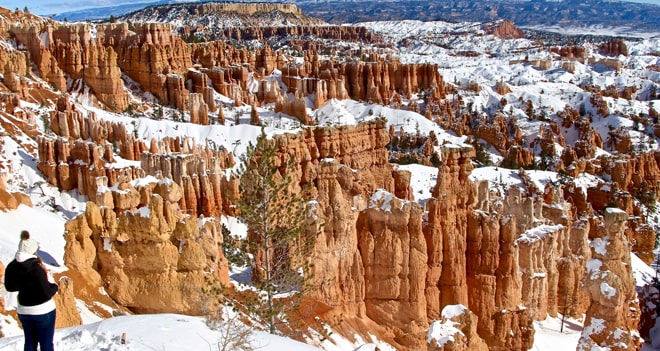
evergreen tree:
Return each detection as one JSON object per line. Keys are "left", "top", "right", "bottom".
{"left": 233, "top": 129, "right": 317, "bottom": 334}
{"left": 472, "top": 140, "right": 493, "bottom": 167}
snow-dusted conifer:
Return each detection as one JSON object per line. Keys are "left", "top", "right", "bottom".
{"left": 233, "top": 128, "right": 317, "bottom": 334}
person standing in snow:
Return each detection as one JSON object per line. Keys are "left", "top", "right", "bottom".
{"left": 4, "top": 230, "right": 58, "bottom": 351}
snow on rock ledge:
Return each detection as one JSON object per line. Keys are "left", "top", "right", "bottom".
{"left": 426, "top": 304, "right": 488, "bottom": 351}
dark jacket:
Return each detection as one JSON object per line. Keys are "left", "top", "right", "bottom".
{"left": 5, "top": 257, "right": 58, "bottom": 307}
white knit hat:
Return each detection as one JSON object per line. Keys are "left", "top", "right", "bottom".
{"left": 18, "top": 238, "right": 39, "bottom": 255}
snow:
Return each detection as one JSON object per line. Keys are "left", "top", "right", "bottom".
{"left": 591, "top": 237, "right": 610, "bottom": 256}
{"left": 587, "top": 259, "right": 603, "bottom": 274}
{"left": 86, "top": 106, "right": 271, "bottom": 163}
{"left": 314, "top": 99, "right": 469, "bottom": 149}
{"left": 311, "top": 331, "right": 396, "bottom": 351}
{"left": 605, "top": 207, "right": 627, "bottom": 215}
{"left": 361, "top": 20, "right": 533, "bottom": 58}
{"left": 583, "top": 318, "right": 607, "bottom": 337}
{"left": 532, "top": 315, "right": 583, "bottom": 351}
{"left": 102, "top": 238, "right": 112, "bottom": 252}
{"left": 645, "top": 319, "right": 660, "bottom": 350}
{"left": 0, "top": 205, "right": 66, "bottom": 272}
{"left": 522, "top": 24, "right": 660, "bottom": 40}
{"left": 0, "top": 314, "right": 324, "bottom": 351}
{"left": 130, "top": 175, "right": 159, "bottom": 188}
{"left": 425, "top": 305, "right": 479, "bottom": 348}
{"left": 441, "top": 304, "right": 468, "bottom": 319}
{"left": 136, "top": 206, "right": 150, "bottom": 218}
{"left": 314, "top": 99, "right": 358, "bottom": 126}
{"left": 470, "top": 165, "right": 603, "bottom": 201}
{"left": 600, "top": 282, "right": 617, "bottom": 299}
{"left": 221, "top": 215, "right": 248, "bottom": 240}
{"left": 427, "top": 320, "right": 462, "bottom": 347}
{"left": 397, "top": 164, "right": 438, "bottom": 204}
{"left": 631, "top": 253, "right": 656, "bottom": 288}
{"left": 369, "top": 189, "right": 402, "bottom": 212}
{"left": 517, "top": 225, "right": 564, "bottom": 245}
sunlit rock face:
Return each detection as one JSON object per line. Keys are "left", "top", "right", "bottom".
{"left": 577, "top": 208, "right": 642, "bottom": 351}
{"left": 64, "top": 199, "right": 229, "bottom": 314}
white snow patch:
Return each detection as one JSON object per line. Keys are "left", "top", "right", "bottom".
{"left": 600, "top": 282, "right": 617, "bottom": 299}
{"left": 605, "top": 207, "right": 627, "bottom": 215}
{"left": 631, "top": 253, "right": 655, "bottom": 288}
{"left": 369, "top": 189, "right": 402, "bottom": 212}
{"left": 427, "top": 320, "right": 463, "bottom": 347}
{"left": 441, "top": 304, "right": 468, "bottom": 319}
{"left": 587, "top": 259, "right": 603, "bottom": 274}
{"left": 583, "top": 318, "right": 607, "bottom": 337}
{"left": 136, "top": 206, "right": 151, "bottom": 218}
{"left": 532, "top": 314, "right": 584, "bottom": 351}
{"left": 517, "top": 225, "right": 564, "bottom": 244}
{"left": 591, "top": 237, "right": 610, "bottom": 255}
{"left": 397, "top": 164, "right": 438, "bottom": 204}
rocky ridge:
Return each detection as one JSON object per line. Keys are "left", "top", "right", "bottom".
{"left": 298, "top": 0, "right": 660, "bottom": 32}
{"left": 120, "top": 2, "right": 328, "bottom": 42}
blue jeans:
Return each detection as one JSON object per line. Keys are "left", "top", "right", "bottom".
{"left": 18, "top": 309, "right": 56, "bottom": 351}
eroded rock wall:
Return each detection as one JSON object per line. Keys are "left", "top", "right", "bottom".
{"left": 64, "top": 192, "right": 229, "bottom": 314}
{"left": 577, "top": 208, "right": 642, "bottom": 351}
{"left": 48, "top": 109, "right": 650, "bottom": 351}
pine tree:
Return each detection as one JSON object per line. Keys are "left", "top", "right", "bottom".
{"left": 472, "top": 140, "right": 493, "bottom": 167}
{"left": 233, "top": 129, "right": 317, "bottom": 334}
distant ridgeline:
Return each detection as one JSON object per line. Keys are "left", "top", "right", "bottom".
{"left": 126, "top": 2, "right": 302, "bottom": 17}
{"left": 54, "top": 1, "right": 302, "bottom": 22}
{"left": 118, "top": 1, "right": 326, "bottom": 41}
{"left": 298, "top": 0, "right": 660, "bottom": 32}
{"left": 56, "top": 0, "right": 660, "bottom": 32}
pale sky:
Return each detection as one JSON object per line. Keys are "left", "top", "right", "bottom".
{"left": 629, "top": 0, "right": 660, "bottom": 5}
{"left": 1, "top": 0, "right": 154, "bottom": 16}
{"left": 1, "top": 0, "right": 659, "bottom": 17}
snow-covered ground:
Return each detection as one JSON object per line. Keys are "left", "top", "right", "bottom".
{"left": 522, "top": 25, "right": 660, "bottom": 40}
{"left": 0, "top": 204, "right": 389, "bottom": 350}
{"left": 0, "top": 313, "right": 324, "bottom": 351}
{"left": 532, "top": 315, "right": 583, "bottom": 351}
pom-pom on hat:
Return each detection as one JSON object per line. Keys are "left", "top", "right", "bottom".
{"left": 18, "top": 230, "right": 39, "bottom": 255}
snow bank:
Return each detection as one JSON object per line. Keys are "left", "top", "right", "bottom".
{"left": 0, "top": 314, "right": 323, "bottom": 351}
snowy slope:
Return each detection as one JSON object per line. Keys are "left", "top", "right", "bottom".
{"left": 0, "top": 314, "right": 324, "bottom": 351}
